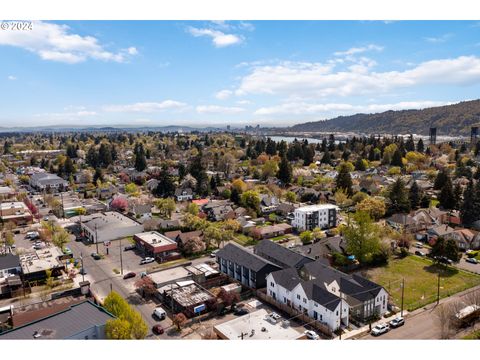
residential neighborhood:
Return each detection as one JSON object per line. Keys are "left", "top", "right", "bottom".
{"left": 0, "top": 129, "right": 479, "bottom": 342}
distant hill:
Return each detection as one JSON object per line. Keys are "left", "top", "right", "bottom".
{"left": 0, "top": 125, "right": 222, "bottom": 133}
{"left": 289, "top": 100, "right": 480, "bottom": 136}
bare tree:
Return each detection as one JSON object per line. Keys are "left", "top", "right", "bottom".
{"left": 435, "top": 303, "right": 455, "bottom": 339}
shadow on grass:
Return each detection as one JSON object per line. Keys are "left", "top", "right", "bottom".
{"left": 423, "top": 264, "right": 459, "bottom": 277}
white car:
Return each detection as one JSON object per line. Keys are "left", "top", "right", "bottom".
{"left": 153, "top": 306, "right": 166, "bottom": 320}
{"left": 140, "top": 257, "right": 155, "bottom": 265}
{"left": 304, "top": 330, "right": 320, "bottom": 340}
{"left": 26, "top": 231, "right": 40, "bottom": 240}
{"left": 371, "top": 323, "right": 390, "bottom": 336}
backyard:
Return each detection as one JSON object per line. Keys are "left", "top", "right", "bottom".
{"left": 365, "top": 255, "right": 480, "bottom": 311}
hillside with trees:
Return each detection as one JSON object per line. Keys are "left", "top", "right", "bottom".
{"left": 288, "top": 99, "right": 480, "bottom": 136}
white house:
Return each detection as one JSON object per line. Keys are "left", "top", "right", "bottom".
{"left": 292, "top": 204, "right": 339, "bottom": 231}
{"left": 266, "top": 269, "right": 349, "bottom": 331}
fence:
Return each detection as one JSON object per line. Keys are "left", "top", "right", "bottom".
{"left": 255, "top": 289, "right": 333, "bottom": 338}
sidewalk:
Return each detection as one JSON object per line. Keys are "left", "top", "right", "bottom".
{"left": 333, "top": 311, "right": 409, "bottom": 340}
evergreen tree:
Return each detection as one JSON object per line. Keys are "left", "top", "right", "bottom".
{"left": 460, "top": 181, "right": 479, "bottom": 226}
{"left": 63, "top": 156, "right": 74, "bottom": 176}
{"left": 230, "top": 187, "right": 240, "bottom": 205}
{"left": 416, "top": 138, "right": 425, "bottom": 153}
{"left": 354, "top": 157, "right": 366, "bottom": 171}
{"left": 303, "top": 145, "right": 314, "bottom": 166}
{"left": 453, "top": 183, "right": 462, "bottom": 210}
{"left": 405, "top": 136, "right": 415, "bottom": 152}
{"left": 438, "top": 177, "right": 456, "bottom": 210}
{"left": 336, "top": 163, "right": 353, "bottom": 196}
{"left": 390, "top": 148, "right": 404, "bottom": 167}
{"left": 387, "top": 178, "right": 410, "bottom": 214}
{"left": 277, "top": 156, "right": 293, "bottom": 185}
{"left": 433, "top": 169, "right": 449, "bottom": 190}
{"left": 321, "top": 151, "right": 332, "bottom": 165}
{"left": 155, "top": 167, "right": 175, "bottom": 197}
{"left": 409, "top": 181, "right": 422, "bottom": 209}
{"left": 86, "top": 146, "right": 99, "bottom": 168}
{"left": 133, "top": 143, "right": 147, "bottom": 172}
{"left": 93, "top": 167, "right": 103, "bottom": 183}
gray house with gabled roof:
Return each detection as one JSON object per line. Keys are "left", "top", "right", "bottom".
{"left": 216, "top": 242, "right": 281, "bottom": 289}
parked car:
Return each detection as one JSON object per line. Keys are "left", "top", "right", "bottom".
{"left": 304, "top": 330, "right": 320, "bottom": 340}
{"left": 438, "top": 256, "right": 453, "bottom": 265}
{"left": 153, "top": 307, "right": 166, "bottom": 320}
{"left": 371, "top": 323, "right": 390, "bottom": 336}
{"left": 415, "top": 242, "right": 423, "bottom": 248}
{"left": 123, "top": 272, "right": 136, "bottom": 279}
{"left": 415, "top": 250, "right": 425, "bottom": 257}
{"left": 25, "top": 231, "right": 39, "bottom": 240}
{"left": 466, "top": 257, "right": 479, "bottom": 264}
{"left": 210, "top": 250, "right": 219, "bottom": 258}
{"left": 91, "top": 252, "right": 101, "bottom": 260}
{"left": 152, "top": 324, "right": 164, "bottom": 335}
{"left": 389, "top": 317, "right": 405, "bottom": 328}
{"left": 140, "top": 257, "right": 155, "bottom": 265}
{"left": 234, "top": 308, "right": 249, "bottom": 316}
{"left": 63, "top": 247, "right": 72, "bottom": 255}
{"left": 124, "top": 244, "right": 136, "bottom": 251}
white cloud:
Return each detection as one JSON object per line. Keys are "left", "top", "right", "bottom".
{"left": 7, "top": 75, "right": 16, "bottom": 80}
{"left": 0, "top": 21, "right": 138, "bottom": 64}
{"left": 423, "top": 33, "right": 453, "bottom": 43}
{"left": 196, "top": 105, "right": 246, "bottom": 114}
{"left": 187, "top": 27, "right": 243, "bottom": 47}
{"left": 215, "top": 89, "right": 233, "bottom": 100}
{"left": 333, "top": 44, "right": 383, "bottom": 57}
{"left": 236, "top": 99, "right": 252, "bottom": 105}
{"left": 235, "top": 55, "right": 480, "bottom": 98}
{"left": 254, "top": 100, "right": 453, "bottom": 116}
{"left": 103, "top": 100, "right": 188, "bottom": 113}
{"left": 34, "top": 110, "right": 97, "bottom": 119}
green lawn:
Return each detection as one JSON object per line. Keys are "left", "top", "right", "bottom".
{"left": 234, "top": 233, "right": 257, "bottom": 246}
{"left": 270, "top": 235, "right": 289, "bottom": 242}
{"left": 366, "top": 255, "right": 480, "bottom": 311}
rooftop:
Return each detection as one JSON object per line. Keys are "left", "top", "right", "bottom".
{"left": 214, "top": 308, "right": 304, "bottom": 340}
{"left": 82, "top": 211, "right": 141, "bottom": 232}
{"left": 166, "top": 282, "right": 214, "bottom": 308}
{"left": 134, "top": 231, "right": 176, "bottom": 248}
{"left": 295, "top": 204, "right": 339, "bottom": 212}
{"left": 0, "top": 300, "right": 114, "bottom": 339}
{"left": 19, "top": 248, "right": 63, "bottom": 275}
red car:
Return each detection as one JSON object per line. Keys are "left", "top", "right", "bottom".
{"left": 152, "top": 324, "right": 164, "bottom": 335}
{"left": 123, "top": 272, "right": 136, "bottom": 280}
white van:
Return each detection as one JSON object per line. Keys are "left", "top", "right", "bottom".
{"left": 153, "top": 306, "right": 166, "bottom": 320}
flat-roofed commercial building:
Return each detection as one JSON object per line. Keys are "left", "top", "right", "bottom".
{"left": 133, "top": 231, "right": 178, "bottom": 260}
{"left": 81, "top": 211, "right": 144, "bottom": 244}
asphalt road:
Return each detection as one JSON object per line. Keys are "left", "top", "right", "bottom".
{"left": 361, "top": 285, "right": 480, "bottom": 340}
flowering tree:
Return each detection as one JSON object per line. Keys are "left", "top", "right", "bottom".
{"left": 111, "top": 197, "right": 128, "bottom": 212}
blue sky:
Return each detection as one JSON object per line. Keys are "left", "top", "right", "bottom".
{"left": 1, "top": 20, "right": 480, "bottom": 127}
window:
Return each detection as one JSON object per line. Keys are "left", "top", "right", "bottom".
{"left": 336, "top": 311, "right": 339, "bottom": 316}
{"left": 270, "top": 282, "right": 274, "bottom": 287}
{"left": 303, "top": 298, "right": 307, "bottom": 304}
{"left": 297, "top": 294, "right": 301, "bottom": 300}
{"left": 283, "top": 297, "right": 287, "bottom": 303}
{"left": 314, "top": 302, "right": 318, "bottom": 307}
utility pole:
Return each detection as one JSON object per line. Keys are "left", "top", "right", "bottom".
{"left": 81, "top": 252, "right": 85, "bottom": 282}
{"left": 60, "top": 191, "right": 65, "bottom": 219}
{"left": 400, "top": 278, "right": 405, "bottom": 317}
{"left": 436, "top": 273, "right": 441, "bottom": 305}
{"left": 339, "top": 299, "right": 343, "bottom": 340}
{"left": 119, "top": 238, "right": 123, "bottom": 275}
{"left": 95, "top": 223, "right": 99, "bottom": 254}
